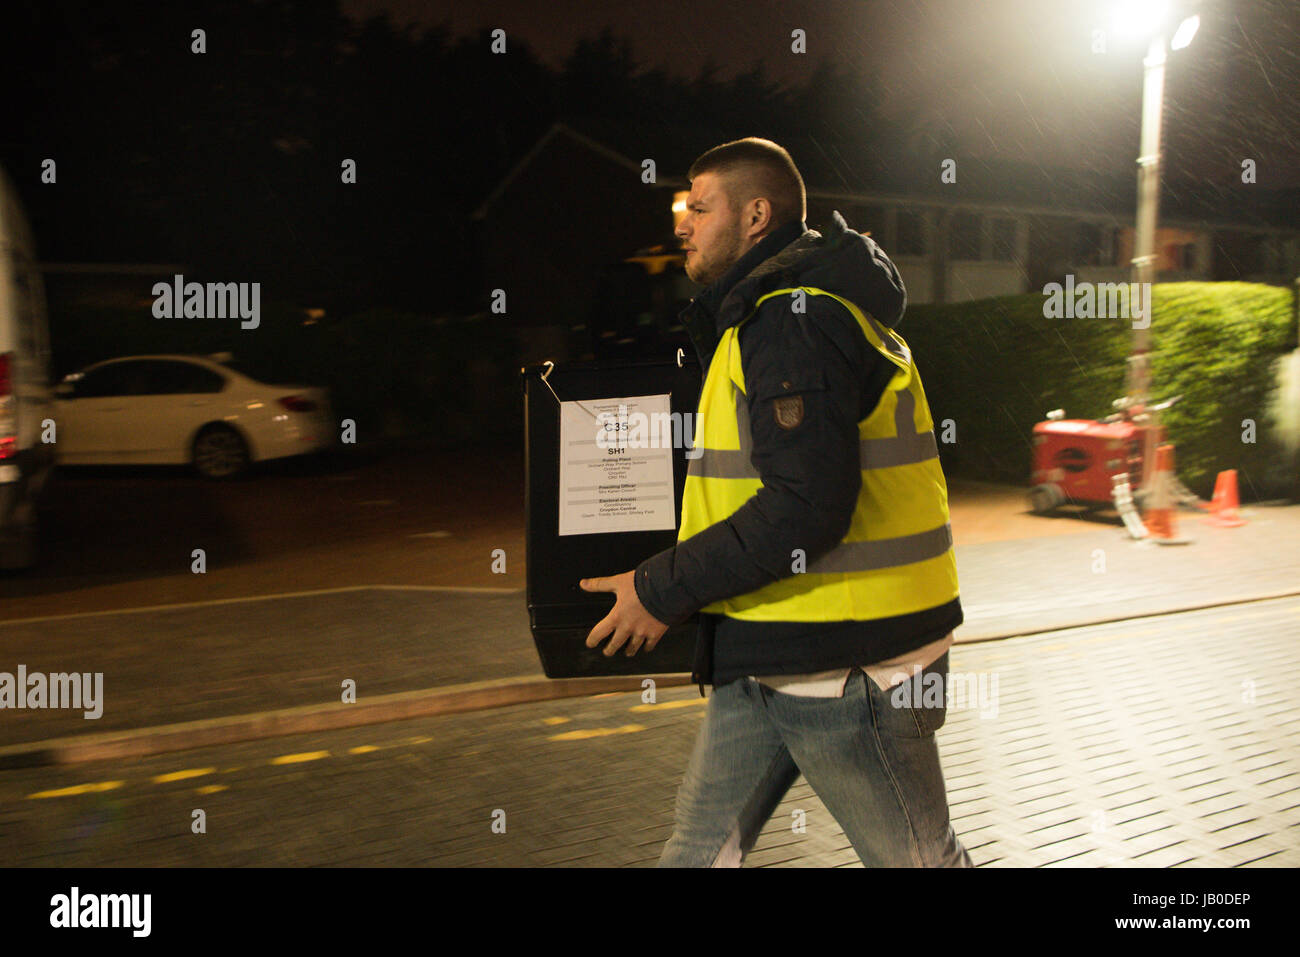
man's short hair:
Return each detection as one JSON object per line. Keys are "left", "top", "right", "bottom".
{"left": 688, "top": 138, "right": 807, "bottom": 229}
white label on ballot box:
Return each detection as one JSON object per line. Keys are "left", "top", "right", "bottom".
{"left": 558, "top": 393, "right": 677, "bottom": 536}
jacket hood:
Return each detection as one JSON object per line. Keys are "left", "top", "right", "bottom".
{"left": 712, "top": 209, "right": 907, "bottom": 338}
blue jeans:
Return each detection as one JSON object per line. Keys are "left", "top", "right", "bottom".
{"left": 658, "top": 653, "right": 972, "bottom": 867}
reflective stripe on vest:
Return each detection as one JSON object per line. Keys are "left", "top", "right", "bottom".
{"left": 690, "top": 385, "right": 939, "bottom": 479}
{"left": 678, "top": 286, "right": 960, "bottom": 622}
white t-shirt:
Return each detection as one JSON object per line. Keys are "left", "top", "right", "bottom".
{"left": 750, "top": 631, "right": 954, "bottom": 697}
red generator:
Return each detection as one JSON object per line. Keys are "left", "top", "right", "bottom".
{"left": 1028, "top": 402, "right": 1166, "bottom": 515}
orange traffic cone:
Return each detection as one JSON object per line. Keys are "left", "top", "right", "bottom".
{"left": 1143, "top": 445, "right": 1190, "bottom": 544}
{"left": 1204, "top": 470, "right": 1247, "bottom": 527}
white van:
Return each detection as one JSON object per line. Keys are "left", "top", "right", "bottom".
{"left": 0, "top": 163, "right": 55, "bottom": 569}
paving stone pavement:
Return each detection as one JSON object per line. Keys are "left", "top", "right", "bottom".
{"left": 952, "top": 502, "right": 1300, "bottom": 639}
{"left": 749, "top": 594, "right": 1300, "bottom": 868}
{"left": 937, "top": 596, "right": 1300, "bottom": 868}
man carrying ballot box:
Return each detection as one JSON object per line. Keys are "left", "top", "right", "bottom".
{"left": 580, "top": 138, "right": 971, "bottom": 868}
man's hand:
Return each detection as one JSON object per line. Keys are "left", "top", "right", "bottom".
{"left": 580, "top": 571, "right": 670, "bottom": 657}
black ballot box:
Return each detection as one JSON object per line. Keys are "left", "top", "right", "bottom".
{"left": 522, "top": 354, "right": 702, "bottom": 678}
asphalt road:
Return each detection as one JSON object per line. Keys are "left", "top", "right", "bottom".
{"left": 0, "top": 443, "right": 530, "bottom": 620}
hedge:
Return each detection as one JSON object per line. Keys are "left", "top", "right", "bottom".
{"left": 900, "top": 282, "right": 1298, "bottom": 499}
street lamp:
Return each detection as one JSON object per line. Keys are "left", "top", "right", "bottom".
{"left": 1171, "top": 14, "right": 1201, "bottom": 51}
{"left": 1112, "top": 1, "right": 1200, "bottom": 492}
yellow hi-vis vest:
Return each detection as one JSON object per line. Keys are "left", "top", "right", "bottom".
{"left": 678, "top": 286, "right": 959, "bottom": 622}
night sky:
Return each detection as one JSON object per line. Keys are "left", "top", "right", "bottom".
{"left": 2, "top": 0, "right": 1294, "bottom": 306}
{"left": 345, "top": 0, "right": 1300, "bottom": 190}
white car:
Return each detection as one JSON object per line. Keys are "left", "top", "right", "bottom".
{"left": 53, "top": 354, "right": 333, "bottom": 478}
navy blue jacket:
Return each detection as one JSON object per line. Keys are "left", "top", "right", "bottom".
{"left": 633, "top": 211, "right": 963, "bottom": 690}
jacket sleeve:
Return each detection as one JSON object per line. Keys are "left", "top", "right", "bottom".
{"left": 634, "top": 295, "right": 871, "bottom": 625}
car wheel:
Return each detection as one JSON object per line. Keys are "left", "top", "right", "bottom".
{"left": 193, "top": 425, "right": 250, "bottom": 479}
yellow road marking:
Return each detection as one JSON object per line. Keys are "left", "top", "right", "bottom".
{"left": 405, "top": 736, "right": 433, "bottom": 745}
{"left": 271, "top": 751, "right": 330, "bottom": 765}
{"left": 195, "top": 785, "right": 227, "bottom": 795}
{"left": 348, "top": 745, "right": 380, "bottom": 755}
{"left": 152, "top": 768, "right": 216, "bottom": 784}
{"left": 549, "top": 724, "right": 646, "bottom": 742}
{"left": 542, "top": 717, "right": 570, "bottom": 725}
{"left": 629, "top": 698, "right": 708, "bottom": 712}
{"left": 28, "top": 781, "right": 124, "bottom": 800}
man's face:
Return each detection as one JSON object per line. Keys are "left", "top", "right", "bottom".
{"left": 675, "top": 172, "right": 749, "bottom": 285}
